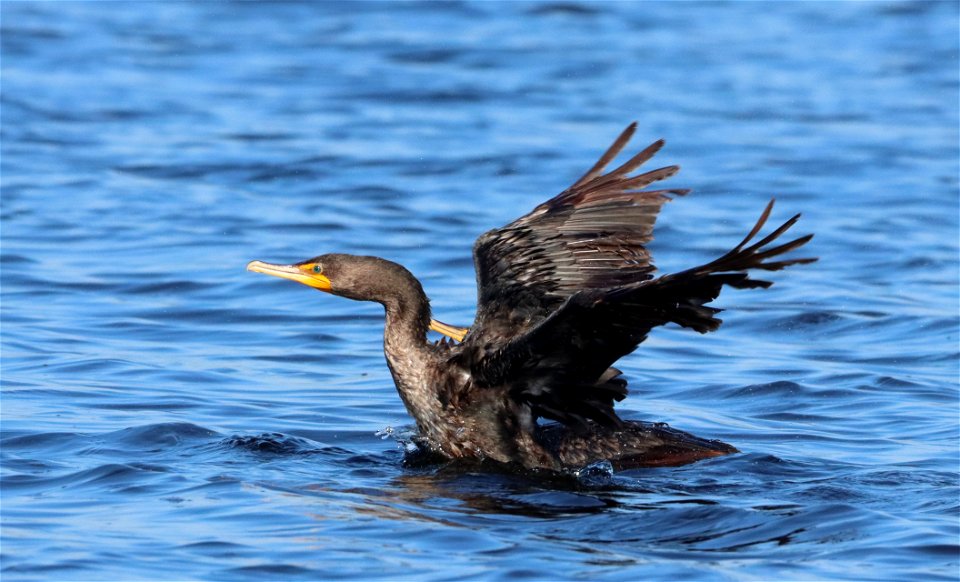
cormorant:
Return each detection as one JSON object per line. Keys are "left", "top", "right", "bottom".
{"left": 247, "top": 123, "right": 815, "bottom": 471}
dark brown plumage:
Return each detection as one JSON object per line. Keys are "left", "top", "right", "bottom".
{"left": 247, "top": 123, "right": 815, "bottom": 471}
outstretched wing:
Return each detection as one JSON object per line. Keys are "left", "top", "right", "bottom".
{"left": 469, "top": 201, "right": 816, "bottom": 428}
{"left": 468, "top": 122, "right": 688, "bottom": 343}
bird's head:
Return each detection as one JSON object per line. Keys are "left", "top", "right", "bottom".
{"left": 246, "top": 253, "right": 424, "bottom": 305}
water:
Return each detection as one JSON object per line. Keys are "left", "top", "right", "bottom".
{"left": 2, "top": 1, "right": 958, "bottom": 580}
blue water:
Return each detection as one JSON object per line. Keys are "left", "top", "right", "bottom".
{"left": 2, "top": 1, "right": 958, "bottom": 580}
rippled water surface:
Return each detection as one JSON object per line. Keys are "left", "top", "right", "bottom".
{"left": 2, "top": 2, "right": 958, "bottom": 580}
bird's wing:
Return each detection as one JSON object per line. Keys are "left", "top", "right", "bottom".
{"left": 467, "top": 122, "right": 688, "bottom": 343}
{"left": 466, "top": 201, "right": 816, "bottom": 428}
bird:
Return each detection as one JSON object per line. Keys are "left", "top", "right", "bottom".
{"left": 247, "top": 122, "right": 816, "bottom": 472}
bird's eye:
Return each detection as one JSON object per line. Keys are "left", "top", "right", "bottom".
{"left": 313, "top": 264, "right": 322, "bottom": 273}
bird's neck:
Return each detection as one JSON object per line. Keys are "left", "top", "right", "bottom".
{"left": 381, "top": 290, "right": 442, "bottom": 432}
{"left": 382, "top": 292, "right": 430, "bottom": 350}
{"left": 354, "top": 259, "right": 430, "bottom": 354}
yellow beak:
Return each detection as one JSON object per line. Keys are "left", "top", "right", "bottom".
{"left": 246, "top": 260, "right": 332, "bottom": 292}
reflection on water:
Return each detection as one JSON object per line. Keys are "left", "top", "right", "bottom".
{"left": 2, "top": 1, "right": 958, "bottom": 580}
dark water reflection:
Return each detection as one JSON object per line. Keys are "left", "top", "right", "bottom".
{"left": 2, "top": 1, "right": 958, "bottom": 580}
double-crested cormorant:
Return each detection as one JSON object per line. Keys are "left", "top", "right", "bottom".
{"left": 247, "top": 123, "right": 815, "bottom": 471}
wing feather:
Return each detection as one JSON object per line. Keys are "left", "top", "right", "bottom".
{"left": 467, "top": 202, "right": 816, "bottom": 428}
{"left": 571, "top": 122, "right": 639, "bottom": 189}
{"left": 458, "top": 124, "right": 815, "bottom": 429}
{"left": 468, "top": 124, "right": 683, "bottom": 342}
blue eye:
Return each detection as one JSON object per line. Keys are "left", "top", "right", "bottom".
{"left": 313, "top": 264, "right": 322, "bottom": 273}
